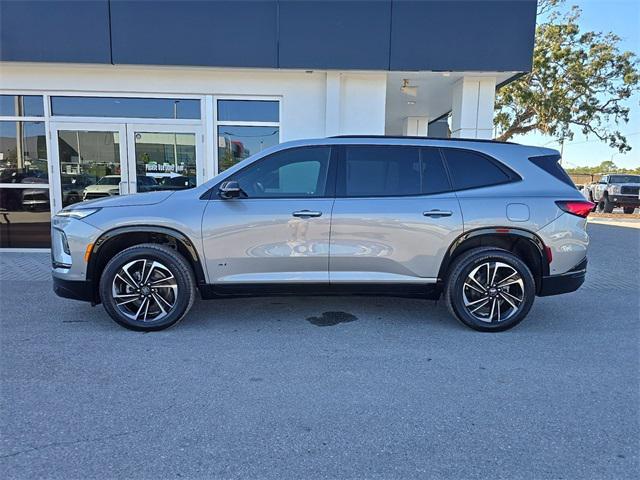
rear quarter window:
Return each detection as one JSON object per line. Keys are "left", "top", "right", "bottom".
{"left": 529, "top": 154, "right": 576, "bottom": 188}
{"left": 441, "top": 148, "right": 514, "bottom": 190}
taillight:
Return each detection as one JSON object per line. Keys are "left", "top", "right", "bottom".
{"left": 556, "top": 200, "right": 595, "bottom": 218}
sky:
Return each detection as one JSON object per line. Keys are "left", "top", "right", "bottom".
{"left": 514, "top": 0, "right": 640, "bottom": 169}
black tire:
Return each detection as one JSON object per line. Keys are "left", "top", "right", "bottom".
{"left": 99, "top": 243, "right": 196, "bottom": 331}
{"left": 444, "top": 247, "right": 536, "bottom": 332}
{"left": 602, "top": 195, "right": 615, "bottom": 213}
{"left": 623, "top": 207, "right": 636, "bottom": 214}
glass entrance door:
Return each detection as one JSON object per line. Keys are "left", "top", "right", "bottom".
{"left": 50, "top": 123, "right": 129, "bottom": 209}
{"left": 50, "top": 123, "right": 203, "bottom": 212}
{"left": 126, "top": 124, "right": 203, "bottom": 193}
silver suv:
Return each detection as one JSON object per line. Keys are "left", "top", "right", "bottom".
{"left": 52, "top": 137, "right": 592, "bottom": 332}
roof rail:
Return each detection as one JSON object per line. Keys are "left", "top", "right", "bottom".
{"left": 329, "top": 135, "right": 517, "bottom": 145}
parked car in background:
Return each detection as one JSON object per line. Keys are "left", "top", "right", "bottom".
{"left": 587, "top": 174, "right": 640, "bottom": 213}
{"left": 157, "top": 175, "right": 196, "bottom": 190}
{"left": 52, "top": 137, "right": 593, "bottom": 333}
{"left": 82, "top": 175, "right": 158, "bottom": 200}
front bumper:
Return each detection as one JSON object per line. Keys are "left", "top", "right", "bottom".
{"left": 538, "top": 257, "right": 587, "bottom": 297}
{"left": 53, "top": 276, "right": 95, "bottom": 303}
{"left": 609, "top": 195, "right": 640, "bottom": 206}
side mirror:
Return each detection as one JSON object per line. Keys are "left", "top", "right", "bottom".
{"left": 219, "top": 180, "right": 242, "bottom": 199}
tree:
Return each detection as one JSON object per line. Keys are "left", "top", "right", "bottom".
{"left": 494, "top": 0, "right": 639, "bottom": 152}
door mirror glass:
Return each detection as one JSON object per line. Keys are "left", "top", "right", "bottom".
{"left": 219, "top": 180, "right": 242, "bottom": 199}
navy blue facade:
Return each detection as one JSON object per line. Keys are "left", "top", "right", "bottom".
{"left": 0, "top": 0, "right": 537, "bottom": 72}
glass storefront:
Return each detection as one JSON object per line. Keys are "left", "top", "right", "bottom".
{"left": 216, "top": 99, "right": 280, "bottom": 172}
{"left": 0, "top": 93, "right": 281, "bottom": 248}
{"left": 0, "top": 188, "right": 51, "bottom": 248}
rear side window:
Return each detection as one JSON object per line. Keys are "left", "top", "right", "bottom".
{"left": 529, "top": 154, "right": 576, "bottom": 188}
{"left": 338, "top": 145, "right": 452, "bottom": 197}
{"left": 342, "top": 146, "right": 421, "bottom": 196}
{"left": 441, "top": 149, "right": 513, "bottom": 190}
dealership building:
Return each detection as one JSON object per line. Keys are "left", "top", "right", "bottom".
{"left": 0, "top": 0, "right": 537, "bottom": 249}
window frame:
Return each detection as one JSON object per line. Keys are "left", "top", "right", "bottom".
{"left": 213, "top": 95, "right": 281, "bottom": 176}
{"left": 210, "top": 145, "right": 337, "bottom": 200}
{"left": 335, "top": 144, "right": 454, "bottom": 199}
{"left": 0, "top": 93, "right": 49, "bottom": 189}
{"left": 439, "top": 147, "right": 521, "bottom": 193}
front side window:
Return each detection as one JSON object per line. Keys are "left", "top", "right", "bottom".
{"left": 441, "top": 149, "right": 512, "bottom": 190}
{"left": 229, "top": 146, "right": 331, "bottom": 198}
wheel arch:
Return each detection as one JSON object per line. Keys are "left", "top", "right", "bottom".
{"left": 87, "top": 225, "right": 206, "bottom": 303}
{"left": 438, "top": 227, "right": 550, "bottom": 293}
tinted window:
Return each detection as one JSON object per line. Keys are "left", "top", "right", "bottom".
{"left": 50, "top": 97, "right": 201, "bottom": 119}
{"left": 0, "top": 95, "right": 45, "bottom": 116}
{"left": 421, "top": 148, "right": 451, "bottom": 194}
{"left": 217, "top": 100, "right": 279, "bottom": 122}
{"left": 343, "top": 146, "right": 420, "bottom": 197}
{"left": 230, "top": 147, "right": 330, "bottom": 198}
{"left": 442, "top": 149, "right": 511, "bottom": 190}
{"left": 529, "top": 154, "right": 575, "bottom": 187}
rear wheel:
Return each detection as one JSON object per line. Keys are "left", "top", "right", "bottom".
{"left": 444, "top": 247, "right": 536, "bottom": 332}
{"left": 623, "top": 206, "right": 636, "bottom": 214}
{"left": 99, "top": 243, "right": 196, "bottom": 331}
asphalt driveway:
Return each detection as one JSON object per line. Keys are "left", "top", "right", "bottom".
{"left": 1, "top": 223, "right": 638, "bottom": 479}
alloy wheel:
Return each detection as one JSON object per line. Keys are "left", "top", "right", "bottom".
{"left": 462, "top": 261, "right": 524, "bottom": 323}
{"left": 111, "top": 259, "right": 178, "bottom": 322}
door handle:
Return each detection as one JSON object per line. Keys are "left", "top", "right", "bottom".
{"left": 423, "top": 209, "right": 453, "bottom": 218}
{"left": 292, "top": 210, "right": 323, "bottom": 218}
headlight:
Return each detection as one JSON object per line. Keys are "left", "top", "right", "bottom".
{"left": 55, "top": 208, "right": 100, "bottom": 219}
{"left": 609, "top": 185, "right": 621, "bottom": 194}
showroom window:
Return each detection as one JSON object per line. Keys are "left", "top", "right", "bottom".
{"left": 216, "top": 99, "right": 280, "bottom": 172}
{"left": 50, "top": 96, "right": 201, "bottom": 119}
{"left": 0, "top": 95, "right": 51, "bottom": 248}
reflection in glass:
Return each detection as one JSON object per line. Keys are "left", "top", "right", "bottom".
{"left": 0, "top": 122, "right": 48, "bottom": 184}
{"left": 217, "top": 100, "right": 279, "bottom": 122}
{"left": 134, "top": 132, "right": 196, "bottom": 190}
{"left": 0, "top": 187, "right": 51, "bottom": 248}
{"left": 217, "top": 126, "right": 279, "bottom": 172}
{"left": 0, "top": 95, "right": 45, "bottom": 117}
{"left": 51, "top": 97, "right": 201, "bottom": 119}
{"left": 57, "top": 130, "right": 122, "bottom": 205}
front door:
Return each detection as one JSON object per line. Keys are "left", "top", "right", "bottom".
{"left": 202, "top": 145, "right": 335, "bottom": 283}
{"left": 50, "top": 123, "right": 203, "bottom": 211}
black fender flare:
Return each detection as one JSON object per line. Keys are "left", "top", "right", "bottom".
{"left": 437, "top": 227, "right": 550, "bottom": 282}
{"left": 87, "top": 225, "right": 207, "bottom": 285}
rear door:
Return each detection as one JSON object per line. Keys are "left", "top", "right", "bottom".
{"left": 329, "top": 145, "right": 463, "bottom": 283}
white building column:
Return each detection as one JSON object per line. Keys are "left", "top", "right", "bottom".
{"left": 403, "top": 116, "right": 428, "bottom": 136}
{"left": 451, "top": 76, "right": 496, "bottom": 139}
{"left": 325, "top": 71, "right": 342, "bottom": 136}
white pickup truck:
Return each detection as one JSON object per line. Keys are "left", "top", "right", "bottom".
{"left": 587, "top": 174, "right": 640, "bottom": 214}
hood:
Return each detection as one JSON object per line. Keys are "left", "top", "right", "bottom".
{"left": 77, "top": 191, "right": 175, "bottom": 208}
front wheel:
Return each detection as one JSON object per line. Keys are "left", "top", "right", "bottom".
{"left": 99, "top": 243, "right": 196, "bottom": 331}
{"left": 444, "top": 247, "right": 536, "bottom": 332}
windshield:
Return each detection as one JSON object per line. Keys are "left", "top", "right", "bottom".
{"left": 609, "top": 175, "right": 640, "bottom": 183}
{"left": 96, "top": 176, "right": 121, "bottom": 185}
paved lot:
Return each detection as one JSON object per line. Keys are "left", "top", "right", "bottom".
{"left": 1, "top": 223, "right": 638, "bottom": 479}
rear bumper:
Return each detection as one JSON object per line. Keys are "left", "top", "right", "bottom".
{"left": 538, "top": 257, "right": 587, "bottom": 297}
{"left": 53, "top": 276, "right": 95, "bottom": 303}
